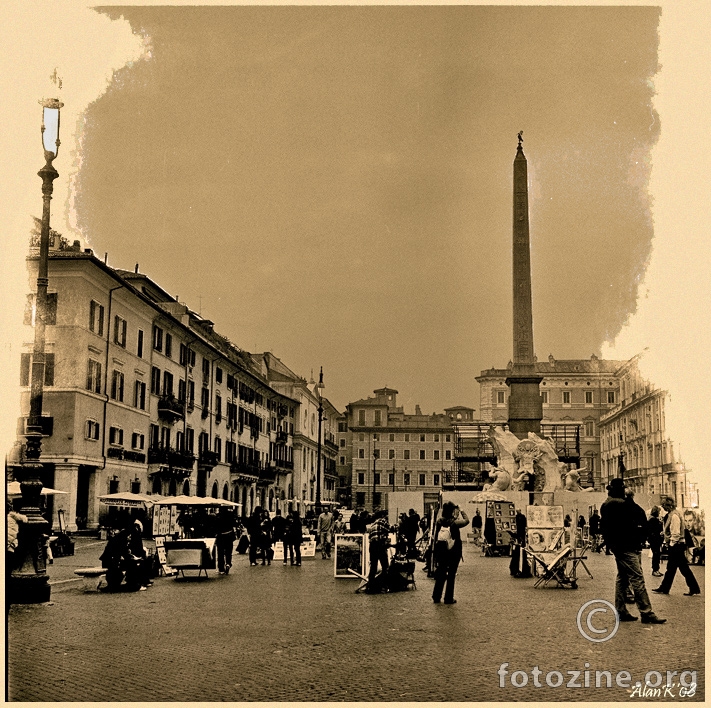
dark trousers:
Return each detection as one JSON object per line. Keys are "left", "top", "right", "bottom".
{"left": 649, "top": 541, "right": 662, "bottom": 573}
{"left": 368, "top": 541, "right": 389, "bottom": 582}
{"left": 286, "top": 541, "right": 301, "bottom": 564}
{"left": 217, "top": 538, "right": 234, "bottom": 572}
{"left": 432, "top": 548, "right": 460, "bottom": 603}
{"left": 613, "top": 550, "right": 652, "bottom": 615}
{"left": 658, "top": 543, "right": 700, "bottom": 593}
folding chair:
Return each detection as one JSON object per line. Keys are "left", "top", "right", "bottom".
{"left": 524, "top": 544, "right": 577, "bottom": 589}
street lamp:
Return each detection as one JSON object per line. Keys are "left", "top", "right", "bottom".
{"left": 372, "top": 434, "right": 378, "bottom": 511}
{"left": 315, "top": 367, "right": 324, "bottom": 512}
{"left": 9, "top": 98, "right": 63, "bottom": 604}
{"left": 618, "top": 432, "right": 625, "bottom": 482}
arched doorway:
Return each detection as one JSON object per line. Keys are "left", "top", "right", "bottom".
{"left": 182, "top": 480, "right": 190, "bottom": 495}
{"left": 168, "top": 478, "right": 177, "bottom": 496}
{"left": 152, "top": 476, "right": 162, "bottom": 494}
{"left": 211, "top": 482, "right": 218, "bottom": 498}
{"left": 222, "top": 483, "right": 228, "bottom": 500}
{"left": 269, "top": 489, "right": 274, "bottom": 512}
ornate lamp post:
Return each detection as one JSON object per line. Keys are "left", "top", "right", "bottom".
{"left": 618, "top": 432, "right": 626, "bottom": 482}
{"left": 9, "top": 98, "right": 63, "bottom": 604}
{"left": 315, "top": 367, "right": 324, "bottom": 512}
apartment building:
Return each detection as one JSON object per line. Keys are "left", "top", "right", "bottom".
{"left": 10, "top": 247, "right": 296, "bottom": 530}
{"left": 344, "top": 388, "right": 458, "bottom": 512}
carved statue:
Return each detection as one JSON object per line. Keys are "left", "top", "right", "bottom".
{"left": 562, "top": 466, "right": 595, "bottom": 493}
{"left": 511, "top": 440, "right": 541, "bottom": 490}
{"left": 483, "top": 467, "right": 512, "bottom": 491}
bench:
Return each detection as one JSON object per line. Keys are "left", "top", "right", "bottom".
{"left": 74, "top": 567, "right": 107, "bottom": 592}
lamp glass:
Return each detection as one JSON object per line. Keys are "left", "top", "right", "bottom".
{"left": 42, "top": 107, "right": 60, "bottom": 156}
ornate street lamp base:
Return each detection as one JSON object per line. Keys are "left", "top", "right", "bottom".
{"left": 8, "top": 574, "right": 51, "bottom": 605}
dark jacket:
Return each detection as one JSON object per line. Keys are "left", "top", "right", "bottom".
{"left": 646, "top": 516, "right": 663, "bottom": 546}
{"left": 600, "top": 496, "right": 647, "bottom": 553}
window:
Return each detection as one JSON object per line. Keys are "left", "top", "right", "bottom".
{"left": 164, "top": 332, "right": 172, "bottom": 359}
{"left": 433, "top": 474, "right": 440, "bottom": 486}
{"left": 404, "top": 449, "right": 410, "bottom": 460}
{"left": 152, "top": 325, "right": 163, "bottom": 352}
{"left": 585, "top": 391, "right": 593, "bottom": 404}
{"left": 187, "top": 380, "right": 195, "bottom": 409}
{"left": 87, "top": 359, "right": 102, "bottom": 394}
{"left": 373, "top": 449, "right": 380, "bottom": 459}
{"left": 356, "top": 492, "right": 366, "bottom": 506}
{"left": 420, "top": 434, "right": 426, "bottom": 442}
{"left": 388, "top": 449, "right": 395, "bottom": 459}
{"left": 358, "top": 449, "right": 365, "bottom": 459}
{"left": 202, "top": 357, "right": 210, "bottom": 380}
{"left": 216, "top": 367, "right": 223, "bottom": 384}
{"left": 357, "top": 473, "right": 365, "bottom": 485}
{"left": 358, "top": 410, "right": 365, "bottom": 426}
{"left": 161, "top": 426, "right": 171, "bottom": 449}
{"left": 214, "top": 437, "right": 222, "bottom": 461}
{"left": 541, "top": 391, "right": 549, "bottom": 404}
{"left": 179, "top": 343, "right": 188, "bottom": 366}
{"left": 445, "top": 434, "right": 451, "bottom": 443}
{"left": 89, "top": 300, "right": 104, "bottom": 335}
{"left": 434, "top": 450, "right": 440, "bottom": 460}
{"left": 215, "top": 395, "right": 222, "bottom": 423}
{"left": 585, "top": 421, "right": 595, "bottom": 437}
{"left": 163, "top": 371, "right": 174, "bottom": 397}
{"left": 338, "top": 422, "right": 346, "bottom": 432}
{"left": 445, "top": 450, "right": 452, "bottom": 460}
{"left": 358, "top": 433, "right": 365, "bottom": 442}
{"left": 373, "top": 492, "right": 382, "bottom": 507}
{"left": 150, "top": 367, "right": 161, "bottom": 395}
{"left": 404, "top": 473, "right": 411, "bottom": 486}
{"left": 563, "top": 391, "right": 571, "bottom": 404}
{"left": 110, "top": 370, "right": 125, "bottom": 402}
{"left": 434, "top": 434, "right": 440, "bottom": 442}
{"left": 374, "top": 410, "right": 381, "bottom": 426}
{"left": 185, "top": 427, "right": 194, "bottom": 453}
{"left": 419, "top": 474, "right": 426, "bottom": 486}
{"left": 201, "top": 387, "right": 209, "bottom": 410}
{"left": 109, "top": 426, "right": 124, "bottom": 446}
{"left": 339, "top": 438, "right": 346, "bottom": 448}
{"left": 113, "top": 315, "right": 127, "bottom": 347}
{"left": 374, "top": 473, "right": 381, "bottom": 485}
{"left": 497, "top": 391, "right": 505, "bottom": 404}
{"left": 178, "top": 379, "right": 186, "bottom": 403}
{"left": 404, "top": 434, "right": 410, "bottom": 442}
{"left": 149, "top": 424, "right": 159, "bottom": 448}
{"left": 86, "top": 420, "right": 100, "bottom": 440}
{"left": 419, "top": 449, "right": 426, "bottom": 460}
{"left": 109, "top": 478, "right": 119, "bottom": 494}
{"left": 388, "top": 473, "right": 395, "bottom": 486}
{"left": 137, "top": 329, "right": 144, "bottom": 358}
{"left": 607, "top": 391, "right": 616, "bottom": 404}
{"left": 340, "top": 456, "right": 345, "bottom": 465}
{"left": 131, "top": 432, "right": 145, "bottom": 450}
{"left": 20, "top": 353, "right": 55, "bottom": 386}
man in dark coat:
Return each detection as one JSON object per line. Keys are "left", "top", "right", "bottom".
{"left": 432, "top": 502, "right": 469, "bottom": 604}
{"left": 600, "top": 478, "right": 665, "bottom": 624}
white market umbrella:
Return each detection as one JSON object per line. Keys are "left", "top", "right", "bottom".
{"left": 470, "top": 490, "right": 510, "bottom": 503}
{"left": 98, "top": 491, "right": 157, "bottom": 508}
{"left": 7, "top": 481, "right": 67, "bottom": 496}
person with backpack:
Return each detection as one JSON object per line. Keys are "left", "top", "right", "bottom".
{"left": 432, "top": 502, "right": 469, "bottom": 605}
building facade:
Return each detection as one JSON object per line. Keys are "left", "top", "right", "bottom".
{"left": 598, "top": 356, "right": 698, "bottom": 508}
{"left": 344, "top": 388, "right": 458, "bottom": 512}
{"left": 476, "top": 354, "right": 625, "bottom": 489}
{"left": 10, "top": 249, "right": 300, "bottom": 530}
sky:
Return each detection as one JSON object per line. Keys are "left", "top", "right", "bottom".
{"left": 1, "top": 1, "right": 709, "bottom": 483}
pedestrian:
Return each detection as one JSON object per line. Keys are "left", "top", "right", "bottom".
{"left": 405, "top": 509, "right": 420, "bottom": 556}
{"left": 317, "top": 506, "right": 335, "bottom": 559}
{"left": 333, "top": 512, "right": 346, "bottom": 536}
{"left": 99, "top": 527, "right": 132, "bottom": 591}
{"left": 272, "top": 508, "right": 287, "bottom": 548}
{"left": 600, "top": 478, "right": 666, "bottom": 624}
{"left": 260, "top": 509, "right": 274, "bottom": 565}
{"left": 647, "top": 506, "right": 664, "bottom": 578}
{"left": 6, "top": 500, "right": 28, "bottom": 572}
{"left": 471, "top": 509, "right": 483, "bottom": 545}
{"left": 287, "top": 509, "right": 303, "bottom": 566}
{"left": 432, "top": 502, "right": 469, "bottom": 604}
{"left": 126, "top": 519, "right": 152, "bottom": 590}
{"left": 589, "top": 509, "right": 601, "bottom": 552}
{"left": 652, "top": 497, "right": 701, "bottom": 597}
{"left": 349, "top": 508, "right": 362, "bottom": 533}
{"left": 247, "top": 506, "right": 264, "bottom": 566}
{"left": 366, "top": 509, "right": 391, "bottom": 591}
{"left": 216, "top": 507, "right": 237, "bottom": 574}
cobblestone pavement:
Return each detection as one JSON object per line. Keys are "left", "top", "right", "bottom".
{"left": 8, "top": 542, "right": 704, "bottom": 702}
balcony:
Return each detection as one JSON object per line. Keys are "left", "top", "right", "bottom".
{"left": 276, "top": 430, "right": 288, "bottom": 443}
{"left": 157, "top": 395, "right": 185, "bottom": 423}
{"left": 258, "top": 464, "right": 277, "bottom": 485}
{"left": 230, "top": 461, "right": 261, "bottom": 482}
{"left": 198, "top": 450, "right": 219, "bottom": 469}
{"left": 148, "top": 446, "right": 195, "bottom": 472}
{"left": 324, "top": 439, "right": 339, "bottom": 453}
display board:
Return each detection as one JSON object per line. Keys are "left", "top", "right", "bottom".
{"left": 486, "top": 501, "right": 516, "bottom": 548}
{"left": 154, "top": 536, "right": 175, "bottom": 576}
{"left": 526, "top": 505, "right": 565, "bottom": 575}
{"left": 152, "top": 504, "right": 179, "bottom": 537}
{"left": 334, "top": 534, "right": 367, "bottom": 578}
{"left": 270, "top": 532, "right": 317, "bottom": 560}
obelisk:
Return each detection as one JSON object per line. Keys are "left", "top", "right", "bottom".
{"left": 506, "top": 132, "right": 543, "bottom": 438}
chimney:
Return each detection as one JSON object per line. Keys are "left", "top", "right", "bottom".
{"left": 135, "top": 263, "right": 139, "bottom": 273}
{"left": 415, "top": 405, "right": 422, "bottom": 416}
